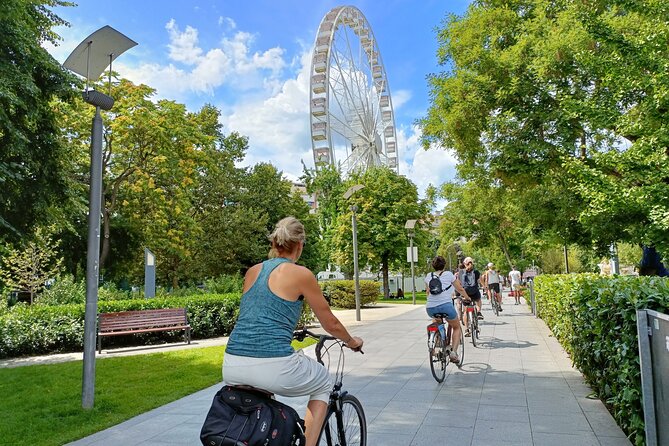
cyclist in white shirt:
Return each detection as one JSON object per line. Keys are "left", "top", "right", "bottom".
{"left": 424, "top": 256, "right": 470, "bottom": 364}
{"left": 485, "top": 263, "right": 503, "bottom": 312}
{"left": 509, "top": 266, "right": 522, "bottom": 305}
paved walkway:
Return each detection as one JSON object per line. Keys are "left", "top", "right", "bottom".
{"left": 61, "top": 294, "right": 630, "bottom": 446}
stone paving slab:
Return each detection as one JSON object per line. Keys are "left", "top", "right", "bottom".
{"left": 64, "top": 294, "right": 631, "bottom": 445}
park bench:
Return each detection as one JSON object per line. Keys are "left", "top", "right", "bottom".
{"left": 97, "top": 308, "right": 191, "bottom": 353}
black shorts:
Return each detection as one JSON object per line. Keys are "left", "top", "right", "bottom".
{"left": 464, "top": 288, "right": 481, "bottom": 301}
{"left": 488, "top": 283, "right": 500, "bottom": 293}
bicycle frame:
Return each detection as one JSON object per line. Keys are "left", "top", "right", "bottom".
{"left": 294, "top": 329, "right": 367, "bottom": 446}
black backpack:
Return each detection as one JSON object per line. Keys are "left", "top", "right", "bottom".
{"left": 200, "top": 385, "right": 305, "bottom": 446}
{"left": 428, "top": 272, "right": 452, "bottom": 295}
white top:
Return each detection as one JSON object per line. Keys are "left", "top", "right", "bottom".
{"left": 424, "top": 270, "right": 456, "bottom": 308}
{"left": 487, "top": 270, "right": 500, "bottom": 284}
{"left": 509, "top": 270, "right": 522, "bottom": 285}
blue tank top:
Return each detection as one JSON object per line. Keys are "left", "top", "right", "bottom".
{"left": 226, "top": 258, "right": 304, "bottom": 357}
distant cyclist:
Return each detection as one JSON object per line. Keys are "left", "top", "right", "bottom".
{"left": 460, "top": 257, "right": 483, "bottom": 336}
{"left": 485, "top": 263, "right": 503, "bottom": 312}
{"left": 424, "top": 256, "right": 470, "bottom": 364}
{"left": 509, "top": 266, "right": 522, "bottom": 305}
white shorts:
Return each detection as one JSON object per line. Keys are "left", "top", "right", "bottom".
{"left": 512, "top": 283, "right": 522, "bottom": 290}
{"left": 223, "top": 350, "right": 331, "bottom": 403}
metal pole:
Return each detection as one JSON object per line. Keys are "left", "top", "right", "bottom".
{"left": 636, "top": 310, "right": 657, "bottom": 446}
{"left": 610, "top": 243, "right": 620, "bottom": 275}
{"left": 82, "top": 107, "right": 103, "bottom": 409}
{"left": 529, "top": 279, "right": 536, "bottom": 316}
{"left": 563, "top": 245, "right": 570, "bottom": 274}
{"left": 410, "top": 235, "right": 416, "bottom": 305}
{"left": 351, "top": 207, "right": 361, "bottom": 321}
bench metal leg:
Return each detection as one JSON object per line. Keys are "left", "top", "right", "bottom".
{"left": 185, "top": 328, "right": 191, "bottom": 344}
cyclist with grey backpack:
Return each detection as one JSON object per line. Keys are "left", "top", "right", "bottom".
{"left": 424, "top": 256, "right": 470, "bottom": 364}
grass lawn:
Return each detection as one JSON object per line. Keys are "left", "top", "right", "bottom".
{"left": 377, "top": 291, "right": 427, "bottom": 305}
{"left": 0, "top": 338, "right": 315, "bottom": 446}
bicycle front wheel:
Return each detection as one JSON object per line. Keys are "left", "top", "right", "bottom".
{"left": 318, "top": 394, "right": 367, "bottom": 446}
{"left": 469, "top": 315, "right": 478, "bottom": 347}
{"left": 429, "top": 330, "right": 447, "bottom": 383}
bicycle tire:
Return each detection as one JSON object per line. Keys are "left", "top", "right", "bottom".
{"left": 318, "top": 394, "right": 367, "bottom": 446}
{"left": 493, "top": 296, "right": 500, "bottom": 316}
{"left": 469, "top": 314, "right": 477, "bottom": 347}
{"left": 429, "top": 330, "right": 447, "bottom": 383}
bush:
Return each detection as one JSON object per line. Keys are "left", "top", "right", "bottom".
{"left": 533, "top": 274, "right": 669, "bottom": 445}
{"left": 320, "top": 280, "right": 379, "bottom": 309}
{"left": 0, "top": 293, "right": 241, "bottom": 358}
{"left": 35, "top": 275, "right": 85, "bottom": 305}
{"left": 203, "top": 275, "right": 244, "bottom": 294}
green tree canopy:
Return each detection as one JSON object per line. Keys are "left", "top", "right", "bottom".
{"left": 0, "top": 0, "right": 76, "bottom": 239}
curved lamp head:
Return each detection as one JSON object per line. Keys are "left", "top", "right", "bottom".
{"left": 344, "top": 184, "right": 365, "bottom": 200}
{"left": 63, "top": 25, "right": 137, "bottom": 81}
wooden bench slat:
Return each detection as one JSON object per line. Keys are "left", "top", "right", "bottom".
{"left": 97, "top": 308, "right": 191, "bottom": 353}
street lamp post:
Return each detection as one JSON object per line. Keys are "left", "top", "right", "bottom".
{"left": 63, "top": 26, "right": 136, "bottom": 409}
{"left": 344, "top": 184, "right": 364, "bottom": 321}
{"left": 405, "top": 220, "right": 417, "bottom": 305}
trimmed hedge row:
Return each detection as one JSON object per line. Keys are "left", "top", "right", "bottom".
{"left": 0, "top": 294, "right": 242, "bottom": 358}
{"left": 533, "top": 274, "right": 669, "bottom": 446}
{"left": 320, "top": 280, "right": 379, "bottom": 309}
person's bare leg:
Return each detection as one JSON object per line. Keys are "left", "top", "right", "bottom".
{"left": 305, "top": 400, "right": 328, "bottom": 446}
{"left": 447, "top": 319, "right": 461, "bottom": 354}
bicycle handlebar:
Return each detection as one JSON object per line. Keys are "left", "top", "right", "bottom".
{"left": 293, "top": 328, "right": 363, "bottom": 364}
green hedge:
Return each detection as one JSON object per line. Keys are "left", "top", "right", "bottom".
{"left": 0, "top": 294, "right": 242, "bottom": 358}
{"left": 320, "top": 280, "right": 379, "bottom": 309}
{"left": 533, "top": 274, "right": 669, "bottom": 445}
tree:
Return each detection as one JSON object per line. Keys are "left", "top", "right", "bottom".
{"left": 0, "top": 226, "right": 63, "bottom": 303}
{"left": 421, "top": 0, "right": 669, "bottom": 254}
{"left": 301, "top": 164, "right": 346, "bottom": 271}
{"left": 55, "top": 79, "right": 219, "bottom": 286}
{"left": 0, "top": 0, "right": 76, "bottom": 239}
{"left": 331, "top": 167, "right": 431, "bottom": 298}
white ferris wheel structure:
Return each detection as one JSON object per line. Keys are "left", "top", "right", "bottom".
{"left": 309, "top": 6, "right": 399, "bottom": 175}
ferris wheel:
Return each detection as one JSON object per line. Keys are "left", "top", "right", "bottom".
{"left": 309, "top": 6, "right": 398, "bottom": 174}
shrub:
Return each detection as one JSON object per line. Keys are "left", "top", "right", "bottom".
{"left": 0, "top": 293, "right": 241, "bottom": 358}
{"left": 320, "top": 280, "right": 379, "bottom": 309}
{"left": 35, "top": 275, "right": 85, "bottom": 305}
{"left": 533, "top": 274, "right": 669, "bottom": 445}
{"left": 203, "top": 275, "right": 244, "bottom": 294}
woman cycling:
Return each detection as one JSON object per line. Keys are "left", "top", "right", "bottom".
{"left": 223, "top": 217, "right": 364, "bottom": 446}
{"left": 424, "top": 255, "right": 470, "bottom": 363}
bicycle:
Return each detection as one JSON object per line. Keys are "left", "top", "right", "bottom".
{"left": 462, "top": 300, "right": 481, "bottom": 347}
{"left": 490, "top": 288, "right": 501, "bottom": 316}
{"left": 427, "top": 313, "right": 464, "bottom": 382}
{"left": 293, "top": 329, "right": 367, "bottom": 446}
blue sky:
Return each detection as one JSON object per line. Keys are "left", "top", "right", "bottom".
{"left": 46, "top": 0, "right": 471, "bottom": 197}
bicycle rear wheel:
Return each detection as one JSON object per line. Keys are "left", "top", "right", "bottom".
{"left": 469, "top": 313, "right": 477, "bottom": 347}
{"left": 429, "top": 330, "right": 447, "bottom": 383}
{"left": 318, "top": 394, "right": 367, "bottom": 446}
{"left": 456, "top": 326, "right": 465, "bottom": 367}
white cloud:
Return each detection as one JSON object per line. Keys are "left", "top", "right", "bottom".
{"left": 113, "top": 20, "right": 286, "bottom": 99}
{"left": 224, "top": 50, "right": 312, "bottom": 177}
{"left": 391, "top": 89, "right": 411, "bottom": 110}
{"left": 218, "top": 16, "right": 237, "bottom": 30}
{"left": 398, "top": 125, "right": 458, "bottom": 198}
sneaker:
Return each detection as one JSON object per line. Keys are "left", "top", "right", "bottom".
{"left": 499, "top": 307, "right": 503, "bottom": 312}
{"left": 477, "top": 314, "right": 484, "bottom": 320}
{"left": 449, "top": 352, "right": 460, "bottom": 363}
{"left": 464, "top": 330, "right": 471, "bottom": 337}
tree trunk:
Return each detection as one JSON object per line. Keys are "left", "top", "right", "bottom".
{"left": 497, "top": 232, "right": 513, "bottom": 267}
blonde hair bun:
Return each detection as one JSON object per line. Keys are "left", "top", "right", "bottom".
{"left": 269, "top": 216, "right": 305, "bottom": 256}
